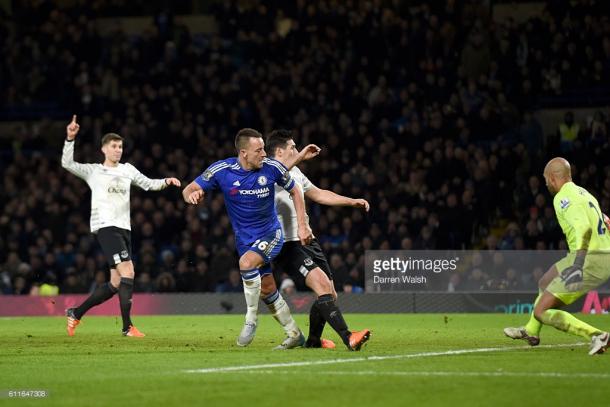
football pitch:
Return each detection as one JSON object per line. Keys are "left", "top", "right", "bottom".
{"left": 1, "top": 314, "right": 609, "bottom": 406}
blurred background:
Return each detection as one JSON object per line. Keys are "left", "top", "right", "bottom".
{"left": 1, "top": 0, "right": 609, "bottom": 297}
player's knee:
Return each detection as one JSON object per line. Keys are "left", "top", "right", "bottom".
{"left": 239, "top": 257, "right": 256, "bottom": 271}
{"left": 320, "top": 276, "right": 334, "bottom": 295}
{"left": 329, "top": 279, "right": 338, "bottom": 299}
{"left": 307, "top": 268, "right": 333, "bottom": 296}
{"left": 109, "top": 274, "right": 121, "bottom": 288}
{"left": 122, "top": 269, "right": 135, "bottom": 279}
{"left": 116, "top": 261, "right": 135, "bottom": 279}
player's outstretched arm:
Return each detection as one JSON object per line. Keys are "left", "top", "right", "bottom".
{"left": 289, "top": 184, "right": 313, "bottom": 245}
{"left": 61, "top": 115, "right": 95, "bottom": 179}
{"left": 130, "top": 165, "right": 181, "bottom": 191}
{"left": 284, "top": 144, "right": 321, "bottom": 170}
{"left": 305, "top": 186, "right": 370, "bottom": 212}
{"left": 182, "top": 181, "right": 205, "bottom": 205}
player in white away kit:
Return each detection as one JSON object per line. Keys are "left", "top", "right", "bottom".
{"left": 61, "top": 116, "right": 181, "bottom": 337}
{"left": 262, "top": 130, "right": 372, "bottom": 351}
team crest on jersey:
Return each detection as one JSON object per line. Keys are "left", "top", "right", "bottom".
{"left": 560, "top": 198, "right": 570, "bottom": 209}
{"left": 258, "top": 175, "right": 267, "bottom": 186}
{"left": 202, "top": 170, "right": 213, "bottom": 181}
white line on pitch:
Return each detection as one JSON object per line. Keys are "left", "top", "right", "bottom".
{"left": 184, "top": 342, "right": 585, "bottom": 374}
{"left": 222, "top": 370, "right": 610, "bottom": 379}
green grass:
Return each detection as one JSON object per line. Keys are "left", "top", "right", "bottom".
{"left": 1, "top": 314, "right": 609, "bottom": 406}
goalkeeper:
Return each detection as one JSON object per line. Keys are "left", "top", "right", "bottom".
{"left": 504, "top": 157, "right": 610, "bottom": 355}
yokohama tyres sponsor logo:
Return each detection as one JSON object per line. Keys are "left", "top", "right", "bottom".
{"left": 239, "top": 187, "right": 270, "bottom": 197}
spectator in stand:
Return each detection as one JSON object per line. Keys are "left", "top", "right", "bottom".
{"left": 1, "top": 1, "right": 610, "bottom": 294}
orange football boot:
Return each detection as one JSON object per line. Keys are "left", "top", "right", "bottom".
{"left": 348, "top": 329, "right": 371, "bottom": 351}
{"left": 321, "top": 338, "right": 336, "bottom": 349}
{"left": 123, "top": 325, "right": 146, "bottom": 337}
{"left": 66, "top": 308, "right": 80, "bottom": 337}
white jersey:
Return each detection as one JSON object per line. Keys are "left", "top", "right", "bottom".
{"left": 275, "top": 166, "right": 313, "bottom": 242}
{"left": 61, "top": 140, "right": 167, "bottom": 233}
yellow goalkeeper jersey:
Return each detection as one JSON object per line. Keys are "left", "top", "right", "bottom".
{"left": 553, "top": 182, "right": 610, "bottom": 251}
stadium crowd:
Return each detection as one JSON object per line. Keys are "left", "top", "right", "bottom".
{"left": 1, "top": 0, "right": 610, "bottom": 295}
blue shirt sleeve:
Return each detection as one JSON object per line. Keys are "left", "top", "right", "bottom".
{"left": 264, "top": 158, "right": 295, "bottom": 191}
{"left": 194, "top": 161, "right": 223, "bottom": 192}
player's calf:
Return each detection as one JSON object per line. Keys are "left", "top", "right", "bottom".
{"left": 263, "top": 288, "right": 303, "bottom": 349}
{"left": 237, "top": 267, "right": 262, "bottom": 347}
{"left": 314, "top": 293, "right": 352, "bottom": 347}
{"left": 66, "top": 282, "right": 119, "bottom": 336}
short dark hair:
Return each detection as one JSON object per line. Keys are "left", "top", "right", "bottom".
{"left": 101, "top": 133, "right": 123, "bottom": 146}
{"left": 265, "top": 129, "right": 293, "bottom": 157}
{"left": 235, "top": 128, "right": 263, "bottom": 150}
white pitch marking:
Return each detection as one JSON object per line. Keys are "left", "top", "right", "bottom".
{"left": 184, "top": 342, "right": 586, "bottom": 374}
{"left": 219, "top": 370, "right": 610, "bottom": 379}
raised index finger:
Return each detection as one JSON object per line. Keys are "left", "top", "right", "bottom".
{"left": 71, "top": 115, "right": 77, "bottom": 124}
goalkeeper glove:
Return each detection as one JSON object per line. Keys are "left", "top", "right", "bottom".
{"left": 560, "top": 254, "right": 585, "bottom": 288}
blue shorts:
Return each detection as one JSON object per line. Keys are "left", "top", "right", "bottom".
{"left": 236, "top": 228, "right": 284, "bottom": 276}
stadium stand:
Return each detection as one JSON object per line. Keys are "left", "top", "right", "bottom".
{"left": 1, "top": 0, "right": 609, "bottom": 295}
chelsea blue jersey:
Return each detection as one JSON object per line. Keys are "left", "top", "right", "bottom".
{"left": 195, "top": 157, "right": 295, "bottom": 245}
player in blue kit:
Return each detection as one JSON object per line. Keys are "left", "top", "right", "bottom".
{"left": 182, "top": 128, "right": 320, "bottom": 348}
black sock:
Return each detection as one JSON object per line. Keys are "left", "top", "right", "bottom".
{"left": 74, "top": 282, "right": 118, "bottom": 320}
{"left": 316, "top": 294, "right": 351, "bottom": 346}
{"left": 305, "top": 302, "right": 326, "bottom": 347}
{"left": 119, "top": 277, "right": 134, "bottom": 331}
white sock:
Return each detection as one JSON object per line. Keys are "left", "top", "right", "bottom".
{"left": 241, "top": 272, "right": 261, "bottom": 324}
{"left": 265, "top": 290, "right": 299, "bottom": 338}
